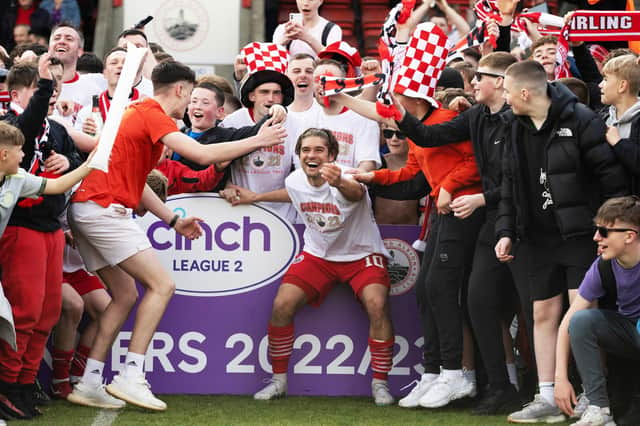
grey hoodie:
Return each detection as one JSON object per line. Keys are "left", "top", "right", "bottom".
{"left": 606, "top": 99, "right": 640, "bottom": 138}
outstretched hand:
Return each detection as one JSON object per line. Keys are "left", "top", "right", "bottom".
{"left": 257, "top": 118, "right": 287, "bottom": 147}
{"left": 174, "top": 216, "right": 203, "bottom": 240}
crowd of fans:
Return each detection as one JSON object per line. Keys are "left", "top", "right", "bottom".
{"left": 0, "top": 0, "right": 638, "bottom": 425}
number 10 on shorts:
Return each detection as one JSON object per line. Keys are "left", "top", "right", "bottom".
{"left": 364, "top": 255, "right": 385, "bottom": 269}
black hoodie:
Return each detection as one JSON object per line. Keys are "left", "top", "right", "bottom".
{"left": 496, "top": 82, "right": 629, "bottom": 241}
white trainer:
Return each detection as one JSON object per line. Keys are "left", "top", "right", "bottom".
{"left": 106, "top": 374, "right": 167, "bottom": 411}
{"left": 372, "top": 380, "right": 394, "bottom": 406}
{"left": 254, "top": 378, "right": 287, "bottom": 400}
{"left": 398, "top": 374, "right": 439, "bottom": 408}
{"left": 419, "top": 371, "right": 474, "bottom": 408}
{"left": 571, "top": 394, "right": 590, "bottom": 419}
{"left": 67, "top": 380, "right": 125, "bottom": 409}
{"left": 571, "top": 405, "right": 616, "bottom": 426}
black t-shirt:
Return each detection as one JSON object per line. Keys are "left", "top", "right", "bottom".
{"left": 517, "top": 119, "right": 561, "bottom": 238}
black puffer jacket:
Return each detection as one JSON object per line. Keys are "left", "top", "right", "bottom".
{"left": 496, "top": 82, "right": 629, "bottom": 241}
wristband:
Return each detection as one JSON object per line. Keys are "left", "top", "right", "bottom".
{"left": 169, "top": 214, "right": 179, "bottom": 228}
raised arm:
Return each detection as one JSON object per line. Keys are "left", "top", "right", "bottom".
{"left": 162, "top": 119, "right": 287, "bottom": 166}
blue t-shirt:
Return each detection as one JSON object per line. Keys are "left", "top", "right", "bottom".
{"left": 172, "top": 130, "right": 204, "bottom": 162}
{"left": 578, "top": 256, "right": 640, "bottom": 318}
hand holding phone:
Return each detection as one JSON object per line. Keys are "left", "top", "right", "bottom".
{"left": 289, "top": 13, "right": 302, "bottom": 25}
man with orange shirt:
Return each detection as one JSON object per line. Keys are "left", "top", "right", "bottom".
{"left": 333, "top": 23, "right": 484, "bottom": 409}
{"left": 66, "top": 61, "right": 287, "bottom": 411}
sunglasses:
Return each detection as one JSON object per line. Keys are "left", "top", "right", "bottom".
{"left": 382, "top": 129, "right": 406, "bottom": 139}
{"left": 594, "top": 225, "right": 639, "bottom": 238}
{"left": 474, "top": 71, "right": 504, "bottom": 81}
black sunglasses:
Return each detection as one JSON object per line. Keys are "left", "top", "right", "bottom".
{"left": 382, "top": 129, "right": 406, "bottom": 139}
{"left": 594, "top": 225, "right": 639, "bottom": 238}
{"left": 474, "top": 71, "right": 504, "bottom": 81}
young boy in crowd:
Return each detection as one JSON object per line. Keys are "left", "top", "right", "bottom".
{"left": 0, "top": 118, "right": 94, "bottom": 420}
{"left": 554, "top": 196, "right": 640, "bottom": 426}
{"left": 602, "top": 55, "right": 640, "bottom": 195}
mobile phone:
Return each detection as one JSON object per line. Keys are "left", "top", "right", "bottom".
{"left": 289, "top": 13, "right": 302, "bottom": 25}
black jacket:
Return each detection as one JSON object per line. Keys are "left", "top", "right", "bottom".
{"left": 495, "top": 82, "right": 629, "bottom": 241}
{"left": 397, "top": 102, "right": 510, "bottom": 211}
{"left": 602, "top": 111, "right": 640, "bottom": 196}
{"left": 2, "top": 78, "right": 82, "bottom": 232}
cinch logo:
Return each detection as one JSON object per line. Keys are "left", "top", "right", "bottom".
{"left": 136, "top": 193, "right": 300, "bottom": 297}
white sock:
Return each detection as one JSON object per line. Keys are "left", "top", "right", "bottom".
{"left": 123, "top": 352, "right": 145, "bottom": 378}
{"left": 372, "top": 378, "right": 387, "bottom": 385}
{"left": 273, "top": 373, "right": 287, "bottom": 383}
{"left": 539, "top": 382, "right": 556, "bottom": 406}
{"left": 441, "top": 369, "right": 463, "bottom": 380}
{"left": 506, "top": 363, "right": 519, "bottom": 390}
{"left": 82, "top": 358, "right": 104, "bottom": 387}
{"left": 463, "top": 369, "right": 476, "bottom": 384}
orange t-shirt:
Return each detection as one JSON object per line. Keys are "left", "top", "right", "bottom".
{"left": 72, "top": 98, "right": 178, "bottom": 208}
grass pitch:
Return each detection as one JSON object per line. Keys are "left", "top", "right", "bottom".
{"left": 28, "top": 395, "right": 574, "bottom": 425}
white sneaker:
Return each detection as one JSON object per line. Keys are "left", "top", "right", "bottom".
{"left": 67, "top": 380, "right": 126, "bottom": 409}
{"left": 571, "top": 405, "right": 616, "bottom": 426}
{"left": 69, "top": 375, "right": 81, "bottom": 385}
{"left": 372, "top": 380, "right": 394, "bottom": 406}
{"left": 253, "top": 378, "right": 287, "bottom": 400}
{"left": 398, "top": 374, "right": 439, "bottom": 408}
{"left": 419, "top": 371, "right": 474, "bottom": 408}
{"left": 106, "top": 374, "right": 166, "bottom": 411}
{"left": 572, "top": 393, "right": 590, "bottom": 419}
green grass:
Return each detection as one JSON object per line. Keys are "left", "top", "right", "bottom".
{"left": 28, "top": 395, "right": 575, "bottom": 425}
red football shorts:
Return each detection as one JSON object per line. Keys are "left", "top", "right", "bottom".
{"left": 282, "top": 251, "right": 390, "bottom": 306}
{"left": 62, "top": 270, "right": 105, "bottom": 296}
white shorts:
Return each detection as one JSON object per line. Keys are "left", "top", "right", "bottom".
{"left": 68, "top": 201, "right": 151, "bottom": 272}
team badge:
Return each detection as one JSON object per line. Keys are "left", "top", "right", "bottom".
{"left": 384, "top": 238, "right": 419, "bottom": 296}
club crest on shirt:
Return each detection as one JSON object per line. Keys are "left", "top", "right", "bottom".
{"left": 384, "top": 238, "right": 419, "bottom": 296}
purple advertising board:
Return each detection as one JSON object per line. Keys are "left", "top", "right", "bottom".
{"left": 44, "top": 194, "right": 425, "bottom": 396}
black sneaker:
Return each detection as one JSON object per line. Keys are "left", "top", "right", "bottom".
{"left": 0, "top": 381, "right": 30, "bottom": 420}
{"left": 0, "top": 392, "right": 25, "bottom": 420}
{"left": 617, "top": 393, "right": 640, "bottom": 426}
{"left": 471, "top": 384, "right": 521, "bottom": 415}
{"left": 18, "top": 384, "right": 42, "bottom": 417}
{"left": 31, "top": 379, "right": 52, "bottom": 406}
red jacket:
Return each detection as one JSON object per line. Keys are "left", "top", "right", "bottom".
{"left": 373, "top": 108, "right": 482, "bottom": 199}
{"left": 156, "top": 159, "right": 223, "bottom": 196}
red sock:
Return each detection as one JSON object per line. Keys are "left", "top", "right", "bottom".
{"left": 69, "top": 344, "right": 91, "bottom": 377}
{"left": 369, "top": 337, "right": 394, "bottom": 381}
{"left": 52, "top": 348, "right": 74, "bottom": 380}
{"left": 268, "top": 323, "right": 294, "bottom": 375}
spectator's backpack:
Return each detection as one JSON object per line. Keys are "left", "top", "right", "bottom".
{"left": 597, "top": 258, "right": 617, "bottom": 310}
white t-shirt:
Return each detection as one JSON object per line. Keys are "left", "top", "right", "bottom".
{"left": 53, "top": 73, "right": 102, "bottom": 126}
{"left": 314, "top": 109, "right": 381, "bottom": 169}
{"left": 272, "top": 17, "right": 342, "bottom": 57}
{"left": 221, "top": 108, "right": 299, "bottom": 222}
{"left": 285, "top": 166, "right": 388, "bottom": 261}
{"left": 0, "top": 168, "right": 45, "bottom": 237}
{"left": 81, "top": 73, "right": 154, "bottom": 99}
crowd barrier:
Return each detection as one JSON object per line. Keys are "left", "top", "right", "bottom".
{"left": 44, "top": 193, "right": 425, "bottom": 396}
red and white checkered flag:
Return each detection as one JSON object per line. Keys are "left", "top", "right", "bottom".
{"left": 394, "top": 22, "right": 450, "bottom": 107}
{"left": 241, "top": 42, "right": 289, "bottom": 75}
